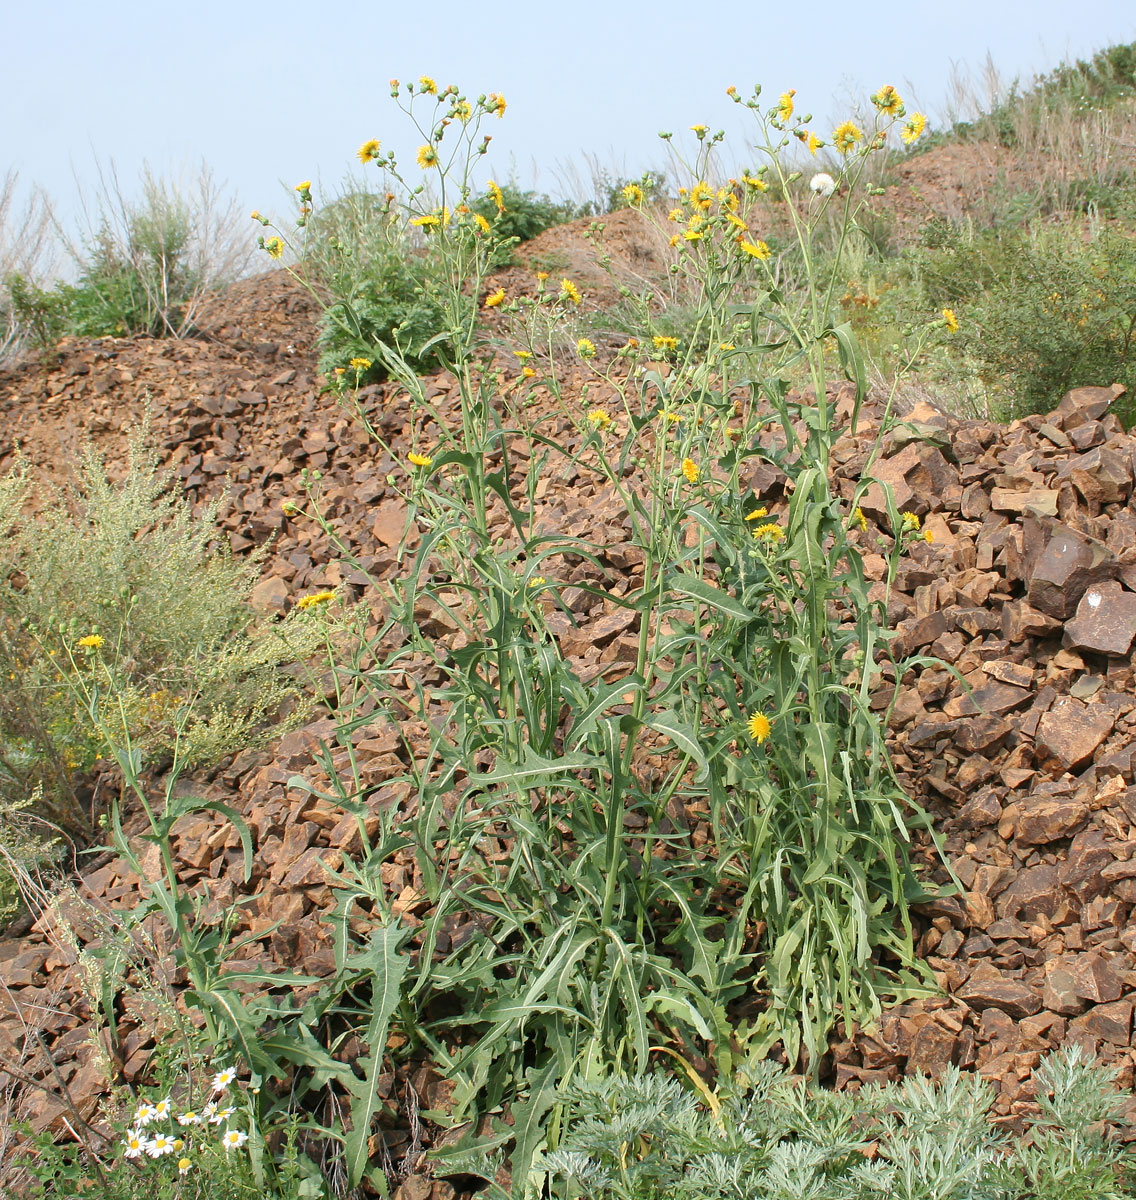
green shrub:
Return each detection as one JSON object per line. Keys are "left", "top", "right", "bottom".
{"left": 540, "top": 1047, "right": 1136, "bottom": 1200}
{"left": 469, "top": 182, "right": 581, "bottom": 244}
{"left": 0, "top": 422, "right": 323, "bottom": 836}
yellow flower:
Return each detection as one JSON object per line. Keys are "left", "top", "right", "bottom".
{"left": 726, "top": 85, "right": 737, "bottom": 96}
{"left": 681, "top": 458, "right": 699, "bottom": 484}
{"left": 417, "top": 144, "right": 439, "bottom": 168}
{"left": 357, "top": 139, "right": 382, "bottom": 164}
{"left": 744, "top": 507, "right": 769, "bottom": 521}
{"left": 683, "top": 228, "right": 703, "bottom": 242}
{"left": 560, "top": 279, "right": 581, "bottom": 304}
{"left": 528, "top": 576, "right": 546, "bottom": 588}
{"left": 924, "top": 529, "right": 935, "bottom": 544}
{"left": 77, "top": 634, "right": 104, "bottom": 649}
{"left": 535, "top": 271, "right": 549, "bottom": 282}
{"left": 652, "top": 335, "right": 678, "bottom": 353}
{"left": 587, "top": 408, "right": 611, "bottom": 430}
{"left": 514, "top": 349, "right": 532, "bottom": 360}
{"left": 178, "top": 1159, "right": 192, "bottom": 1176}
{"left": 942, "top": 308, "right": 959, "bottom": 333}
{"left": 576, "top": 337, "right": 596, "bottom": 359}
{"left": 660, "top": 411, "right": 683, "bottom": 423}
{"left": 521, "top": 366, "right": 535, "bottom": 378}
{"left": 871, "top": 85, "right": 903, "bottom": 116}
{"left": 832, "top": 120, "right": 863, "bottom": 154}
{"left": 901, "top": 112, "right": 927, "bottom": 145}
{"left": 250, "top": 209, "right": 262, "bottom": 221}
{"left": 487, "top": 179, "right": 506, "bottom": 212}
{"left": 747, "top": 711, "right": 772, "bottom": 744}
{"left": 263, "top": 237, "right": 284, "bottom": 259}
{"left": 488, "top": 92, "right": 506, "bottom": 118}
{"left": 622, "top": 183, "right": 644, "bottom": 205}
{"left": 741, "top": 173, "right": 768, "bottom": 192}
{"left": 719, "top": 342, "right": 736, "bottom": 351}
{"left": 776, "top": 90, "right": 795, "bottom": 122}
{"left": 296, "top": 590, "right": 337, "bottom": 610}
{"left": 669, "top": 234, "right": 681, "bottom": 247}
{"left": 739, "top": 238, "right": 771, "bottom": 260}
{"left": 853, "top": 506, "right": 867, "bottom": 532}
{"left": 295, "top": 180, "right": 311, "bottom": 193}
{"left": 690, "top": 181, "right": 713, "bottom": 210}
{"left": 752, "top": 523, "right": 785, "bottom": 541}
{"left": 410, "top": 213, "right": 441, "bottom": 229}
{"left": 901, "top": 511, "right": 921, "bottom": 532}
{"left": 806, "top": 131, "right": 822, "bottom": 155}
{"left": 484, "top": 287, "right": 506, "bottom": 308}
{"left": 667, "top": 207, "right": 683, "bottom": 222}
{"left": 349, "top": 357, "right": 372, "bottom": 371}
{"left": 725, "top": 211, "right": 748, "bottom": 232}
{"left": 281, "top": 500, "right": 300, "bottom": 516}
{"left": 408, "top": 451, "right": 434, "bottom": 469}
{"left": 418, "top": 75, "right": 438, "bottom": 94}
{"left": 473, "top": 213, "right": 491, "bottom": 234}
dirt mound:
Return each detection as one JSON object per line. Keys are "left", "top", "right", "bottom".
{"left": 4, "top": 280, "right": 1136, "bottom": 1182}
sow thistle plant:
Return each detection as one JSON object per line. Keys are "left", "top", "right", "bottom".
{"left": 255, "top": 77, "right": 948, "bottom": 1194}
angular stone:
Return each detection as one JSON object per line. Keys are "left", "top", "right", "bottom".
{"left": 1035, "top": 698, "right": 1116, "bottom": 775}
{"left": 1056, "top": 446, "right": 1134, "bottom": 505}
{"left": 1068, "top": 999, "right": 1133, "bottom": 1046}
{"left": 998, "top": 864, "right": 1064, "bottom": 921}
{"left": 906, "top": 1020, "right": 959, "bottom": 1077}
{"left": 1064, "top": 581, "right": 1136, "bottom": 658}
{"left": 1002, "top": 600, "right": 1063, "bottom": 644}
{"left": 250, "top": 575, "right": 289, "bottom": 613}
{"left": 943, "top": 681, "right": 1033, "bottom": 720}
{"left": 1054, "top": 383, "right": 1124, "bottom": 431}
{"left": 954, "top": 715, "right": 1012, "bottom": 755}
{"left": 1027, "top": 526, "right": 1116, "bottom": 620}
{"left": 1016, "top": 797, "right": 1089, "bottom": 844}
{"left": 956, "top": 977, "right": 1042, "bottom": 1019}
{"left": 1059, "top": 830, "right": 1116, "bottom": 903}
{"left": 991, "top": 487, "right": 1059, "bottom": 517}
{"left": 893, "top": 610, "right": 952, "bottom": 657}
{"left": 1042, "top": 959, "right": 1085, "bottom": 1016}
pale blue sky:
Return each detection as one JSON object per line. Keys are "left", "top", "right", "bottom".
{"left": 6, "top": 1, "right": 1136, "bottom": 247}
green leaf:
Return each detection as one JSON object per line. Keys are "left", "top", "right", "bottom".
{"left": 667, "top": 572, "right": 757, "bottom": 621}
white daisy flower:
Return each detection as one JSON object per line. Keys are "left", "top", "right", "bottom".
{"left": 809, "top": 172, "right": 837, "bottom": 197}
{"left": 147, "top": 1133, "right": 175, "bottom": 1157}
{"left": 177, "top": 1110, "right": 201, "bottom": 1126}
{"left": 209, "top": 1105, "right": 235, "bottom": 1125}
{"left": 221, "top": 1128, "right": 248, "bottom": 1150}
{"left": 211, "top": 1066, "right": 237, "bottom": 1092}
{"left": 201, "top": 1101, "right": 218, "bottom": 1122}
{"left": 122, "top": 1129, "right": 146, "bottom": 1159}
{"left": 177, "top": 1157, "right": 192, "bottom": 1175}
{"left": 134, "top": 1103, "right": 156, "bottom": 1127}
{"left": 151, "top": 1097, "right": 173, "bottom": 1120}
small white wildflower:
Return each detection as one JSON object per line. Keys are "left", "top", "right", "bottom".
{"left": 201, "top": 1101, "right": 218, "bottom": 1122}
{"left": 809, "top": 172, "right": 837, "bottom": 197}
{"left": 210, "top": 1105, "right": 235, "bottom": 1125}
{"left": 211, "top": 1066, "right": 237, "bottom": 1092}
{"left": 178, "top": 1156, "right": 192, "bottom": 1175}
{"left": 177, "top": 1110, "right": 201, "bottom": 1126}
{"left": 122, "top": 1129, "right": 146, "bottom": 1159}
{"left": 151, "top": 1097, "right": 173, "bottom": 1120}
{"left": 147, "top": 1133, "right": 175, "bottom": 1157}
{"left": 221, "top": 1128, "right": 248, "bottom": 1150}
{"left": 134, "top": 1102, "right": 156, "bottom": 1127}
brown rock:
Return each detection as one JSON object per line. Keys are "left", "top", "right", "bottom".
{"left": 250, "top": 575, "right": 289, "bottom": 613}
{"left": 1058, "top": 830, "right": 1116, "bottom": 903}
{"left": 1064, "top": 581, "right": 1136, "bottom": 658}
{"left": 1035, "top": 698, "right": 1116, "bottom": 774}
{"left": 1068, "top": 999, "right": 1133, "bottom": 1046}
{"left": 991, "top": 487, "right": 1059, "bottom": 517}
{"left": 1002, "top": 600, "right": 1063, "bottom": 643}
{"left": 1054, "top": 383, "right": 1125, "bottom": 431}
{"left": 1016, "top": 797, "right": 1090, "bottom": 844}
{"left": 906, "top": 1020, "right": 959, "bottom": 1077}
{"left": 943, "top": 681, "right": 1033, "bottom": 720}
{"left": 1027, "top": 526, "right": 1116, "bottom": 619}
{"left": 998, "top": 864, "right": 1064, "bottom": 921}
{"left": 957, "top": 977, "right": 1042, "bottom": 1019}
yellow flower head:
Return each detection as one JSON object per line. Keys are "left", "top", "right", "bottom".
{"left": 853, "top": 506, "right": 868, "bottom": 532}
{"left": 484, "top": 286, "right": 506, "bottom": 309}
{"left": 487, "top": 179, "right": 506, "bottom": 212}
{"left": 514, "top": 349, "right": 532, "bottom": 360}
{"left": 349, "top": 357, "right": 372, "bottom": 371}
{"left": 652, "top": 335, "right": 678, "bottom": 353}
{"left": 622, "top": 183, "right": 644, "bottom": 205}
{"left": 752, "top": 523, "right": 785, "bottom": 542}
{"left": 942, "top": 308, "right": 959, "bottom": 333}
{"left": 521, "top": 366, "right": 535, "bottom": 378}
{"left": 667, "top": 207, "right": 683, "bottom": 222}
{"left": 924, "top": 529, "right": 935, "bottom": 544}
{"left": 725, "top": 211, "right": 748, "bottom": 232}
{"left": 901, "top": 511, "right": 921, "bottom": 532}
{"left": 296, "top": 590, "right": 337, "bottom": 611}
{"left": 357, "top": 139, "right": 382, "bottom": 164}
{"left": 263, "top": 237, "right": 284, "bottom": 259}
{"left": 473, "top": 212, "right": 491, "bottom": 234}
{"left": 295, "top": 180, "right": 311, "bottom": 193}
{"left": 418, "top": 75, "right": 438, "bottom": 95}
{"left": 408, "top": 451, "right": 434, "bottom": 469}
{"left": 587, "top": 408, "right": 611, "bottom": 430}
{"left": 744, "top": 507, "right": 769, "bottom": 521}
{"left": 681, "top": 458, "right": 699, "bottom": 484}
{"left": 560, "top": 279, "right": 581, "bottom": 304}
{"left": 453, "top": 99, "right": 473, "bottom": 121}
{"left": 776, "top": 90, "right": 795, "bottom": 122}
{"left": 832, "top": 121, "right": 863, "bottom": 154}
{"left": 78, "top": 634, "right": 104, "bottom": 649}
{"left": 901, "top": 112, "right": 927, "bottom": 145}
{"left": 747, "top": 711, "right": 772, "bottom": 744}
{"left": 806, "top": 131, "right": 822, "bottom": 155}
{"left": 739, "top": 238, "right": 771, "bottom": 260}
{"left": 281, "top": 500, "right": 300, "bottom": 516}
{"left": 178, "top": 1159, "right": 192, "bottom": 1176}
{"left": 410, "top": 213, "right": 441, "bottom": 229}
{"left": 417, "top": 144, "right": 440, "bottom": 169}
{"left": 660, "top": 410, "right": 683, "bottom": 423}
{"left": 741, "top": 173, "right": 768, "bottom": 192}
{"left": 528, "top": 576, "right": 546, "bottom": 588}
{"left": 871, "top": 85, "right": 904, "bottom": 116}
{"left": 576, "top": 337, "right": 596, "bottom": 359}
{"left": 690, "top": 181, "right": 713, "bottom": 210}
{"left": 488, "top": 92, "right": 507, "bottom": 118}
